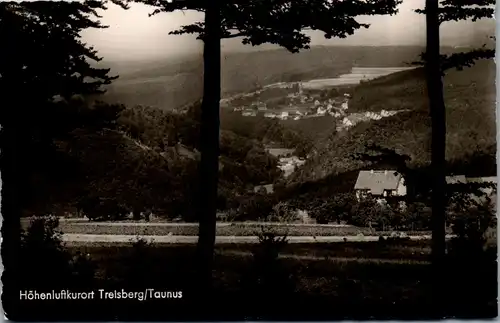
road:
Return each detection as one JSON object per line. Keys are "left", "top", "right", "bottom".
{"left": 23, "top": 218, "right": 358, "bottom": 228}
{"left": 62, "top": 234, "right": 456, "bottom": 245}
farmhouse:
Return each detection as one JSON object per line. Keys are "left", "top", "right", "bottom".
{"left": 354, "top": 170, "right": 407, "bottom": 200}
{"left": 445, "top": 175, "right": 467, "bottom": 184}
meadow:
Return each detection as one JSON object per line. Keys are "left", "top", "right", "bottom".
{"left": 16, "top": 240, "right": 497, "bottom": 321}
{"left": 22, "top": 219, "right": 440, "bottom": 237}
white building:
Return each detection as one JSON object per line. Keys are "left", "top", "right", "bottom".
{"left": 342, "top": 117, "right": 353, "bottom": 127}
{"left": 354, "top": 170, "right": 407, "bottom": 201}
{"left": 317, "top": 107, "right": 327, "bottom": 115}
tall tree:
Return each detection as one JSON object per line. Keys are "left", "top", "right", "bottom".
{"left": 415, "top": 0, "right": 494, "bottom": 315}
{"left": 1, "top": 1, "right": 128, "bottom": 319}
{"left": 1, "top": 0, "right": 129, "bottom": 212}
{"left": 1, "top": 1, "right": 127, "bottom": 101}
{"left": 424, "top": 0, "right": 447, "bottom": 277}
{"left": 131, "top": 0, "right": 402, "bottom": 299}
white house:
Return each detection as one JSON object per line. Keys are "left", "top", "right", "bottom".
{"left": 277, "top": 111, "right": 289, "bottom": 120}
{"left": 342, "top": 117, "right": 353, "bottom": 127}
{"left": 354, "top": 170, "right": 407, "bottom": 201}
{"left": 317, "top": 107, "right": 327, "bottom": 115}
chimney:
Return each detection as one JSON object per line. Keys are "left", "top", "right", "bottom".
{"left": 370, "top": 170, "right": 374, "bottom": 174}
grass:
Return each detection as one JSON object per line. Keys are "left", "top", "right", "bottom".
{"left": 51, "top": 221, "right": 437, "bottom": 236}
{"left": 12, "top": 240, "right": 497, "bottom": 320}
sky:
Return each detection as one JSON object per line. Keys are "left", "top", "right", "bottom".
{"left": 82, "top": 0, "right": 495, "bottom": 62}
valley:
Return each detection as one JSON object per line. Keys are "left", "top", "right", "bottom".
{"left": 33, "top": 46, "right": 497, "bottom": 223}
{"left": 11, "top": 2, "right": 498, "bottom": 319}
{"left": 220, "top": 66, "right": 421, "bottom": 179}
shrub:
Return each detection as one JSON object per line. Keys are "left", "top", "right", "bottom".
{"left": 118, "top": 236, "right": 159, "bottom": 288}
{"left": 448, "top": 196, "right": 496, "bottom": 259}
{"left": 266, "top": 202, "right": 297, "bottom": 222}
{"left": 309, "top": 193, "right": 356, "bottom": 224}
{"left": 19, "top": 216, "right": 96, "bottom": 290}
{"left": 241, "top": 227, "right": 295, "bottom": 308}
{"left": 236, "top": 193, "right": 276, "bottom": 221}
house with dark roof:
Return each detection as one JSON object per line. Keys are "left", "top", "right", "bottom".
{"left": 354, "top": 170, "right": 406, "bottom": 200}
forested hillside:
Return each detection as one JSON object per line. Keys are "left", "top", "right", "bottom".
{"left": 288, "top": 59, "right": 496, "bottom": 187}
{"left": 220, "top": 110, "right": 313, "bottom": 156}
{"left": 101, "top": 46, "right": 433, "bottom": 110}
{"left": 31, "top": 100, "right": 283, "bottom": 219}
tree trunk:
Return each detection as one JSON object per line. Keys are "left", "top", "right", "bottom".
{"left": 425, "top": 0, "right": 446, "bottom": 315}
{"left": 195, "top": 0, "right": 221, "bottom": 305}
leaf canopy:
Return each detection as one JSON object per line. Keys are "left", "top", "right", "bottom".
{"left": 130, "top": 0, "right": 402, "bottom": 52}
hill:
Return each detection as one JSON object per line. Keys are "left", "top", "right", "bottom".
{"left": 287, "top": 59, "right": 496, "bottom": 189}
{"left": 100, "top": 46, "right": 436, "bottom": 111}
{"left": 38, "top": 101, "right": 283, "bottom": 220}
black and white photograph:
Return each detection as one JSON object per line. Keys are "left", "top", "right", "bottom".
{"left": 1, "top": 0, "right": 498, "bottom": 320}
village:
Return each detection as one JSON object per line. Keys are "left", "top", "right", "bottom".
{"left": 226, "top": 82, "right": 408, "bottom": 133}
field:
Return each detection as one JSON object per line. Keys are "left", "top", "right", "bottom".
{"left": 21, "top": 219, "right": 441, "bottom": 237}
{"left": 15, "top": 240, "right": 497, "bottom": 320}
{"left": 100, "top": 46, "right": 431, "bottom": 111}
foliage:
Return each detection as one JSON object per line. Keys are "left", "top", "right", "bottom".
{"left": 242, "top": 229, "right": 294, "bottom": 307}
{"left": 236, "top": 193, "right": 277, "bottom": 221}
{"left": 266, "top": 202, "right": 297, "bottom": 222}
{"left": 220, "top": 111, "right": 313, "bottom": 158}
{"left": 309, "top": 193, "right": 356, "bottom": 224}
{"left": 349, "top": 196, "right": 385, "bottom": 228}
{"left": 2, "top": 1, "right": 126, "bottom": 215}
{"left": 413, "top": 1, "right": 495, "bottom": 74}
{"left": 1, "top": 0, "right": 125, "bottom": 101}
{"left": 29, "top": 101, "right": 286, "bottom": 221}
{"left": 19, "top": 216, "right": 96, "bottom": 290}
{"left": 447, "top": 183, "right": 497, "bottom": 257}
{"left": 289, "top": 60, "right": 495, "bottom": 185}
{"left": 135, "top": 0, "right": 402, "bottom": 52}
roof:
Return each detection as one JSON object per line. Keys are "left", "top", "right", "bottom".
{"left": 445, "top": 175, "right": 467, "bottom": 184}
{"left": 354, "top": 170, "right": 402, "bottom": 195}
{"left": 466, "top": 176, "right": 497, "bottom": 184}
